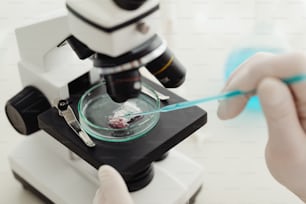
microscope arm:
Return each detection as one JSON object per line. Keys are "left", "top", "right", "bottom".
{"left": 15, "top": 10, "right": 70, "bottom": 71}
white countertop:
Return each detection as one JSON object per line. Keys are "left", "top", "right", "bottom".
{"left": 1, "top": 0, "right": 306, "bottom": 203}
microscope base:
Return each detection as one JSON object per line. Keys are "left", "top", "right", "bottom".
{"left": 9, "top": 132, "right": 204, "bottom": 204}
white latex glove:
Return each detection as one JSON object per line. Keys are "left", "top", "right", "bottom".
{"left": 93, "top": 165, "right": 134, "bottom": 204}
{"left": 217, "top": 52, "right": 306, "bottom": 202}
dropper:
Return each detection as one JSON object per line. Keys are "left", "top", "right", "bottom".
{"left": 125, "top": 74, "right": 306, "bottom": 117}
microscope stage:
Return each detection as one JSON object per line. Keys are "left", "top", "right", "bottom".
{"left": 38, "top": 78, "right": 207, "bottom": 180}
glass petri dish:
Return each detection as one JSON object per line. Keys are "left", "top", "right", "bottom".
{"left": 78, "top": 82, "right": 160, "bottom": 142}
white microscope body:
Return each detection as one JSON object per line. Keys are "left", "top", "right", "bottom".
{"left": 7, "top": 0, "right": 204, "bottom": 203}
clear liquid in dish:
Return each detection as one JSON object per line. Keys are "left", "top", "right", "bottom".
{"left": 79, "top": 82, "right": 160, "bottom": 142}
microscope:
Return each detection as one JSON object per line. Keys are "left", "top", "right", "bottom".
{"left": 5, "top": 0, "right": 207, "bottom": 203}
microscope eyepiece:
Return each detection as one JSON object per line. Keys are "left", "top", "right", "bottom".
{"left": 146, "top": 49, "right": 186, "bottom": 88}
{"left": 113, "top": 0, "right": 147, "bottom": 10}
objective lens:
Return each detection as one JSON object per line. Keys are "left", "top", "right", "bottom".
{"left": 104, "top": 69, "right": 141, "bottom": 103}
{"left": 146, "top": 49, "right": 186, "bottom": 88}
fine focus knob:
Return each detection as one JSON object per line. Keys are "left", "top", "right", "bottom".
{"left": 5, "top": 86, "right": 51, "bottom": 135}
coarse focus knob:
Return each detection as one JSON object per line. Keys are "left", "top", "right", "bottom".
{"left": 5, "top": 86, "right": 51, "bottom": 135}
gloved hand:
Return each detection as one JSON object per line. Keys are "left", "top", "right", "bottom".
{"left": 93, "top": 165, "right": 134, "bottom": 204}
{"left": 218, "top": 52, "right": 306, "bottom": 202}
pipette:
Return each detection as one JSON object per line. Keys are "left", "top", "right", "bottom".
{"left": 125, "top": 74, "right": 306, "bottom": 117}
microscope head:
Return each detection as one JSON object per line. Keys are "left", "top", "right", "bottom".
{"left": 66, "top": 0, "right": 186, "bottom": 103}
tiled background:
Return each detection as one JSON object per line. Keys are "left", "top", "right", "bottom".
{"left": 1, "top": 0, "right": 306, "bottom": 203}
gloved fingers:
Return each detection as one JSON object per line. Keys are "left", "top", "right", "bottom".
{"left": 257, "top": 78, "right": 305, "bottom": 152}
{"left": 217, "top": 94, "right": 250, "bottom": 120}
{"left": 218, "top": 52, "right": 306, "bottom": 120}
{"left": 222, "top": 52, "right": 276, "bottom": 91}
{"left": 259, "top": 79, "right": 306, "bottom": 196}
{"left": 218, "top": 52, "right": 277, "bottom": 119}
{"left": 93, "top": 165, "right": 134, "bottom": 204}
{"left": 291, "top": 80, "right": 306, "bottom": 130}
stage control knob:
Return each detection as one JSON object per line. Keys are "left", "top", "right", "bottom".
{"left": 5, "top": 86, "right": 51, "bottom": 135}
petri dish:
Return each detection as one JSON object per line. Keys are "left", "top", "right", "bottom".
{"left": 78, "top": 82, "right": 160, "bottom": 142}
